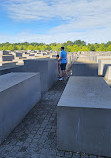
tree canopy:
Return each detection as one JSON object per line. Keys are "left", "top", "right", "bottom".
{"left": 0, "top": 40, "right": 111, "bottom": 52}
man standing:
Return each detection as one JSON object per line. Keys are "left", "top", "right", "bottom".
{"left": 59, "top": 47, "right": 67, "bottom": 81}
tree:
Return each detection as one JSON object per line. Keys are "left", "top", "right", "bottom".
{"left": 81, "top": 46, "right": 89, "bottom": 51}
{"left": 67, "top": 45, "right": 72, "bottom": 52}
{"left": 7, "top": 45, "right": 15, "bottom": 51}
{"left": 50, "top": 43, "right": 57, "bottom": 46}
{"left": 105, "top": 41, "right": 111, "bottom": 47}
{"left": 22, "top": 45, "right": 27, "bottom": 50}
{"left": 40, "top": 45, "right": 47, "bottom": 51}
{"left": 2, "top": 45, "right": 7, "bottom": 50}
{"left": 89, "top": 44, "right": 95, "bottom": 51}
{"left": 34, "top": 45, "right": 39, "bottom": 50}
{"left": 66, "top": 41, "right": 74, "bottom": 46}
{"left": 96, "top": 43, "right": 106, "bottom": 51}
{"left": 74, "top": 40, "right": 86, "bottom": 46}
{"left": 0, "top": 40, "right": 111, "bottom": 52}
{"left": 107, "top": 45, "right": 111, "bottom": 51}
{"left": 71, "top": 45, "right": 79, "bottom": 52}
{"left": 26, "top": 45, "right": 34, "bottom": 50}
{"left": 16, "top": 45, "right": 23, "bottom": 50}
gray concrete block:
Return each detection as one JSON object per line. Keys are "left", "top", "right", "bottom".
{"left": 57, "top": 77, "right": 111, "bottom": 157}
{"left": 0, "top": 59, "right": 58, "bottom": 93}
{"left": 72, "top": 62, "right": 98, "bottom": 76}
{"left": 67, "top": 53, "right": 72, "bottom": 70}
{"left": 0, "top": 51, "right": 9, "bottom": 55}
{"left": 0, "top": 62, "right": 17, "bottom": 67}
{"left": 23, "top": 59, "right": 57, "bottom": 92}
{"left": 11, "top": 52, "right": 23, "bottom": 58}
{"left": 98, "top": 59, "right": 111, "bottom": 76}
{"left": 105, "top": 66, "right": 111, "bottom": 81}
{"left": 0, "top": 65, "right": 24, "bottom": 76}
{"left": 94, "top": 56, "right": 111, "bottom": 63}
{"left": 0, "top": 55, "right": 14, "bottom": 61}
{"left": 0, "top": 72, "right": 41, "bottom": 144}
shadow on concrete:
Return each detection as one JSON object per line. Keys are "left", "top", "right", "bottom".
{"left": 72, "top": 62, "right": 98, "bottom": 77}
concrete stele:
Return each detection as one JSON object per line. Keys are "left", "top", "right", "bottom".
{"left": 57, "top": 76, "right": 111, "bottom": 157}
{"left": 0, "top": 72, "right": 41, "bottom": 144}
{"left": 98, "top": 59, "right": 111, "bottom": 76}
{"left": 105, "top": 66, "right": 111, "bottom": 80}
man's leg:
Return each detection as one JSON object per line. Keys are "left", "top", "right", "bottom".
{"left": 62, "top": 70, "right": 66, "bottom": 77}
{"left": 63, "top": 64, "right": 67, "bottom": 77}
{"left": 59, "top": 64, "right": 66, "bottom": 80}
{"left": 59, "top": 64, "right": 64, "bottom": 80}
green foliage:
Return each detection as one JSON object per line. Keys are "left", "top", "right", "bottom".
{"left": 107, "top": 45, "right": 111, "bottom": 51}
{"left": 81, "top": 46, "right": 89, "bottom": 51}
{"left": 74, "top": 40, "right": 86, "bottom": 46}
{"left": 89, "top": 44, "right": 96, "bottom": 51}
{"left": 0, "top": 40, "right": 111, "bottom": 52}
{"left": 71, "top": 45, "right": 79, "bottom": 52}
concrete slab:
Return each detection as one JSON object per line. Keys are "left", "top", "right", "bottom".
{"left": 72, "top": 61, "right": 98, "bottom": 76}
{"left": 57, "top": 76, "right": 111, "bottom": 157}
{"left": 0, "top": 51, "right": 9, "bottom": 55}
{"left": 0, "top": 65, "right": 23, "bottom": 75}
{"left": 94, "top": 56, "right": 111, "bottom": 63}
{"left": 67, "top": 53, "right": 72, "bottom": 70}
{"left": 0, "top": 72, "right": 41, "bottom": 144}
{"left": 98, "top": 59, "right": 111, "bottom": 76}
{"left": 105, "top": 66, "right": 111, "bottom": 80}
{"left": 0, "top": 61, "right": 17, "bottom": 66}
{"left": 0, "top": 58, "right": 57, "bottom": 93}
{"left": 0, "top": 55, "right": 14, "bottom": 62}
{"left": 11, "top": 52, "right": 23, "bottom": 58}
{"left": 23, "top": 59, "right": 57, "bottom": 93}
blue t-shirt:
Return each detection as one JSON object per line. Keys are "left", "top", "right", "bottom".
{"left": 60, "top": 50, "right": 67, "bottom": 64}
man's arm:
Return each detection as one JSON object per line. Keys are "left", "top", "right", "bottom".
{"left": 59, "top": 57, "right": 62, "bottom": 62}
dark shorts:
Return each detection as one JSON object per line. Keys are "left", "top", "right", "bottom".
{"left": 60, "top": 63, "right": 67, "bottom": 70}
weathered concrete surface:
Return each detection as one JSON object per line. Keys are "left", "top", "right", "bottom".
{"left": 66, "top": 53, "right": 73, "bottom": 70}
{"left": 0, "top": 72, "right": 41, "bottom": 144}
{"left": 0, "top": 65, "right": 24, "bottom": 75}
{"left": 0, "top": 55, "right": 14, "bottom": 62}
{"left": 11, "top": 52, "right": 23, "bottom": 58}
{"left": 57, "top": 76, "right": 111, "bottom": 157}
{"left": 0, "top": 78, "right": 105, "bottom": 158}
{"left": 23, "top": 59, "right": 57, "bottom": 93}
{"left": 72, "top": 61, "right": 98, "bottom": 76}
{"left": 0, "top": 51, "right": 9, "bottom": 55}
{"left": 98, "top": 59, "right": 111, "bottom": 76}
{"left": 94, "top": 56, "right": 111, "bottom": 63}
{"left": 0, "top": 58, "right": 57, "bottom": 93}
{"left": 105, "top": 66, "right": 111, "bottom": 80}
{"left": 0, "top": 61, "right": 17, "bottom": 67}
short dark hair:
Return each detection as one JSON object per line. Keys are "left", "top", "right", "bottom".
{"left": 61, "top": 47, "right": 64, "bottom": 50}
{"left": 56, "top": 55, "right": 59, "bottom": 58}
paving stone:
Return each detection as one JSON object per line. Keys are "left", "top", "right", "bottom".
{"left": 56, "top": 150, "right": 65, "bottom": 157}
{"left": 31, "top": 153, "right": 40, "bottom": 158}
{"left": 65, "top": 151, "right": 72, "bottom": 157}
{"left": 72, "top": 153, "right": 80, "bottom": 158}
{"left": 81, "top": 154, "right": 89, "bottom": 158}
{"left": 90, "top": 156, "right": 97, "bottom": 158}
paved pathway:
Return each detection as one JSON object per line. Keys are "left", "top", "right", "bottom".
{"left": 0, "top": 80, "right": 108, "bottom": 158}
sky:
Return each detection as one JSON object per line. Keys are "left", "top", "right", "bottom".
{"left": 0, "top": 0, "right": 111, "bottom": 44}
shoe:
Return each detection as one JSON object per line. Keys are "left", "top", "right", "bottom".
{"left": 59, "top": 78, "right": 63, "bottom": 81}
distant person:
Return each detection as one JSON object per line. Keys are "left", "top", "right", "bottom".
{"left": 59, "top": 47, "right": 67, "bottom": 81}
{"left": 56, "top": 55, "right": 61, "bottom": 77}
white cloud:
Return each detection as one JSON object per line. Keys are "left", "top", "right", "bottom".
{"left": 0, "top": 26, "right": 111, "bottom": 44}
{"left": 1, "top": 0, "right": 111, "bottom": 43}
